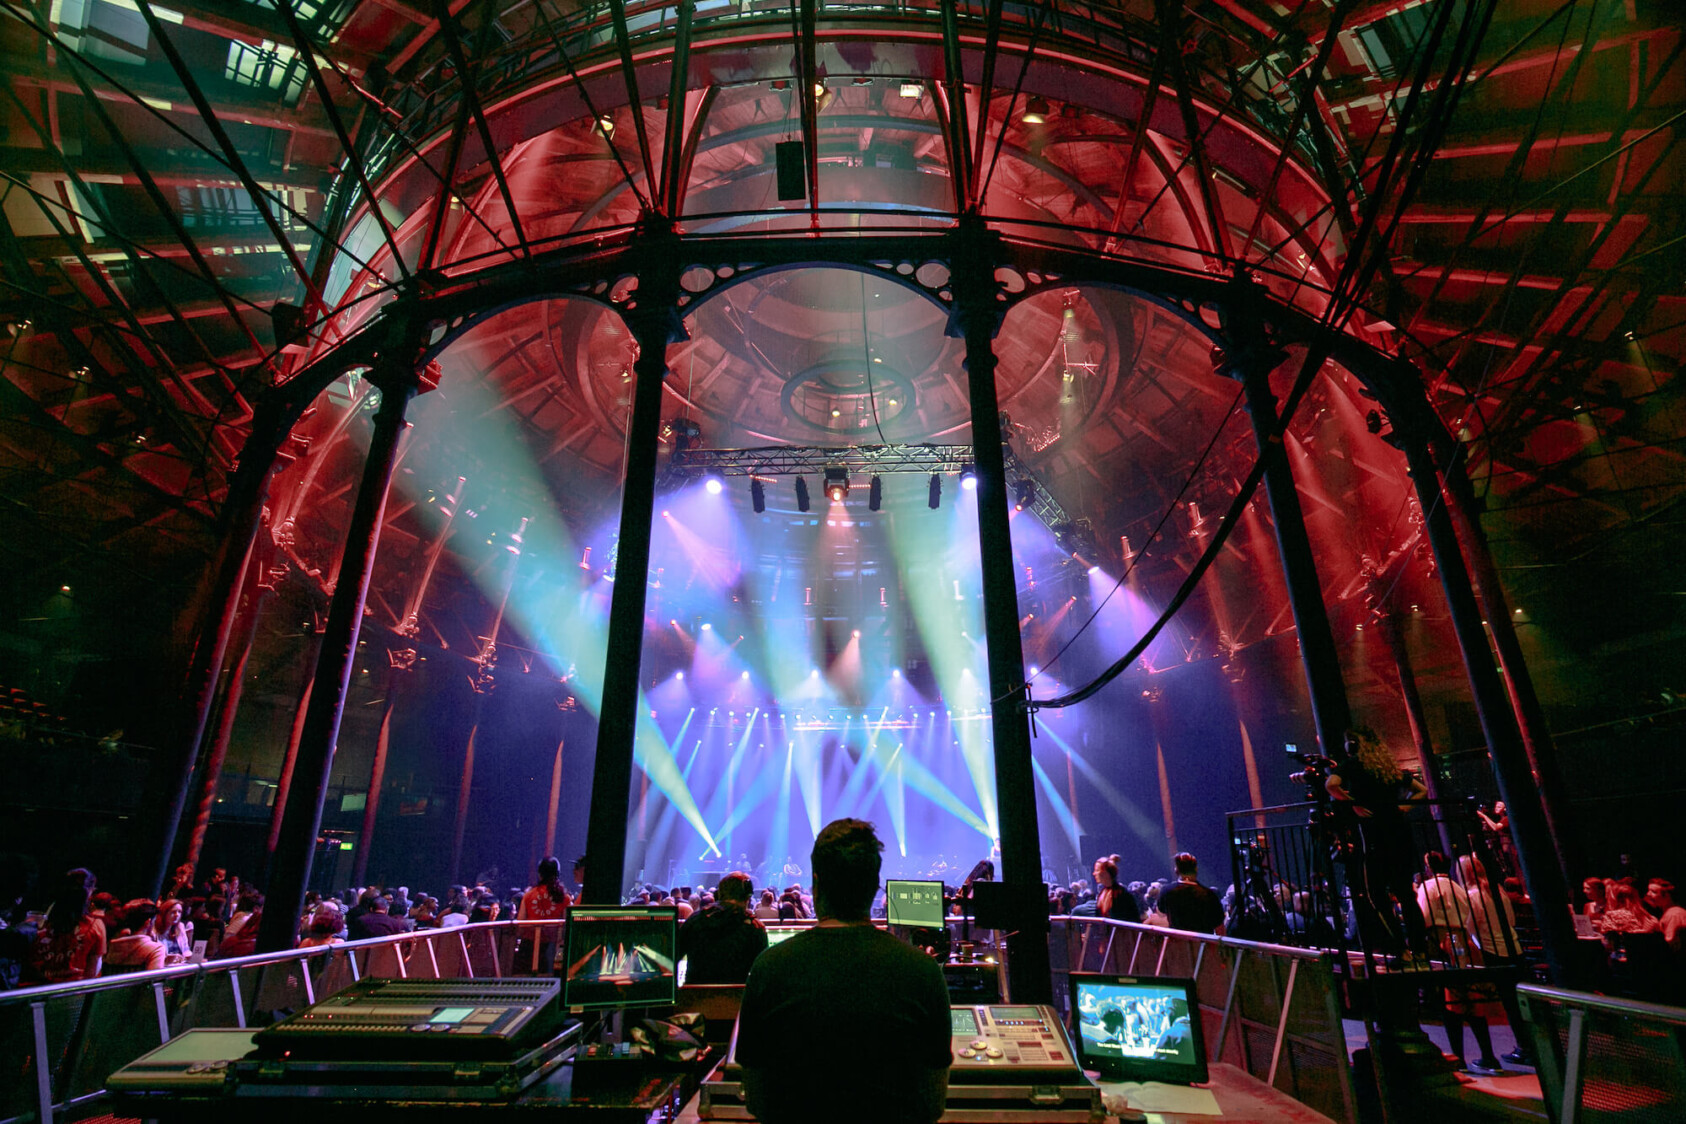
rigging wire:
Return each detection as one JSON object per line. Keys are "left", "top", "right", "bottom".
{"left": 1027, "top": 0, "right": 1496, "bottom": 712}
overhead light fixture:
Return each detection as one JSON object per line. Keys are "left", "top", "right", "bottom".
{"left": 595, "top": 114, "right": 615, "bottom": 138}
{"left": 704, "top": 475, "right": 724, "bottom": 495}
{"left": 928, "top": 473, "right": 942, "bottom": 510}
{"left": 959, "top": 464, "right": 978, "bottom": 490}
{"left": 1021, "top": 96, "right": 1051, "bottom": 125}
{"left": 1014, "top": 480, "right": 1036, "bottom": 511}
{"left": 794, "top": 476, "right": 811, "bottom": 512}
{"left": 899, "top": 81, "right": 922, "bottom": 99}
{"left": 824, "top": 466, "right": 850, "bottom": 503}
{"left": 751, "top": 478, "right": 766, "bottom": 513}
{"left": 868, "top": 474, "right": 883, "bottom": 511}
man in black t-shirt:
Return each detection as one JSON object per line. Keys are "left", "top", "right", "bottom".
{"left": 737, "top": 819, "right": 952, "bottom": 1124}
{"left": 678, "top": 871, "right": 766, "bottom": 984}
{"left": 1158, "top": 853, "right": 1224, "bottom": 934}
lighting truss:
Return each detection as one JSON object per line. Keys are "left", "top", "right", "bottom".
{"left": 663, "top": 443, "right": 1070, "bottom": 528}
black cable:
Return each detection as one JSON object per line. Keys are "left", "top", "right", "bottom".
{"left": 860, "top": 273, "right": 889, "bottom": 443}
{"left": 1017, "top": 385, "right": 1244, "bottom": 697}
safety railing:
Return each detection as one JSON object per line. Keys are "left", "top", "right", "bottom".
{"left": 0, "top": 917, "right": 562, "bottom": 1124}
{"left": 1054, "top": 915, "right": 1358, "bottom": 1124}
{"left": 1226, "top": 799, "right": 1532, "bottom": 970}
{"left": 1517, "top": 984, "right": 1686, "bottom": 1124}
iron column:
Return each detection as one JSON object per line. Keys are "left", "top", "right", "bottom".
{"left": 256, "top": 362, "right": 421, "bottom": 952}
{"left": 953, "top": 218, "right": 1052, "bottom": 1003}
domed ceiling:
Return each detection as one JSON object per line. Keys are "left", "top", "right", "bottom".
{"left": 0, "top": 0, "right": 1680, "bottom": 750}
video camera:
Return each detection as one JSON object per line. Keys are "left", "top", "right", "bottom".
{"left": 1288, "top": 753, "right": 1337, "bottom": 799}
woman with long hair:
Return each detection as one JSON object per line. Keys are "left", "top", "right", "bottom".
{"left": 515, "top": 857, "right": 568, "bottom": 974}
{"left": 28, "top": 868, "right": 105, "bottom": 983}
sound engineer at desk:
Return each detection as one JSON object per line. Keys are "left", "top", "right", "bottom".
{"left": 736, "top": 819, "right": 952, "bottom": 1124}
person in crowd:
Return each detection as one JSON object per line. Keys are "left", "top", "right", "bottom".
{"left": 516, "top": 857, "right": 569, "bottom": 974}
{"left": 1092, "top": 857, "right": 1141, "bottom": 923}
{"left": 1457, "top": 855, "right": 1534, "bottom": 1067}
{"left": 298, "top": 902, "right": 346, "bottom": 948}
{"left": 673, "top": 888, "right": 694, "bottom": 920}
{"left": 27, "top": 868, "right": 105, "bottom": 983}
{"left": 0, "top": 856, "right": 40, "bottom": 990}
{"left": 1417, "top": 851, "right": 1479, "bottom": 939}
{"left": 1414, "top": 855, "right": 1500, "bottom": 1073}
{"left": 165, "top": 862, "right": 196, "bottom": 902}
{"left": 469, "top": 892, "right": 500, "bottom": 923}
{"left": 737, "top": 820, "right": 951, "bottom": 1124}
{"left": 1596, "top": 879, "right": 1659, "bottom": 934}
{"left": 104, "top": 900, "right": 167, "bottom": 973}
{"left": 679, "top": 871, "right": 768, "bottom": 984}
{"left": 349, "top": 893, "right": 410, "bottom": 940}
{"left": 753, "top": 889, "right": 781, "bottom": 921}
{"left": 1642, "top": 879, "right": 1684, "bottom": 951}
{"left": 1141, "top": 881, "right": 1170, "bottom": 926}
{"left": 222, "top": 890, "right": 263, "bottom": 943}
{"left": 212, "top": 902, "right": 264, "bottom": 959}
{"left": 1326, "top": 729, "right": 1428, "bottom": 961}
{"left": 151, "top": 898, "right": 192, "bottom": 964}
{"left": 412, "top": 896, "right": 440, "bottom": 928}
{"left": 1580, "top": 877, "right": 1608, "bottom": 927}
{"left": 1159, "top": 853, "right": 1224, "bottom": 934}
{"left": 345, "top": 888, "right": 379, "bottom": 930}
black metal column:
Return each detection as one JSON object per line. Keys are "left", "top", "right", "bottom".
{"left": 952, "top": 218, "right": 1051, "bottom": 1004}
{"left": 256, "top": 369, "right": 419, "bottom": 952}
{"left": 1404, "top": 439, "right": 1575, "bottom": 983}
{"left": 1230, "top": 356, "right": 1352, "bottom": 753}
{"left": 581, "top": 232, "right": 684, "bottom": 905}
{"left": 151, "top": 400, "right": 287, "bottom": 897}
{"left": 1437, "top": 447, "right": 1574, "bottom": 886}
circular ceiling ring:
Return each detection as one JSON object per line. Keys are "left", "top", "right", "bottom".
{"left": 779, "top": 358, "right": 918, "bottom": 438}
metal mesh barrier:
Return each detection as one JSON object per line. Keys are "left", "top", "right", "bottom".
{"left": 1519, "top": 984, "right": 1686, "bottom": 1124}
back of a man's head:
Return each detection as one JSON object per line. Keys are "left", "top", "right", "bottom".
{"left": 1173, "top": 852, "right": 1199, "bottom": 879}
{"left": 811, "top": 818, "right": 882, "bottom": 922}
{"left": 717, "top": 872, "right": 753, "bottom": 907}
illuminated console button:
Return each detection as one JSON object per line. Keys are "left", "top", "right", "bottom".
{"left": 410, "top": 1024, "right": 430, "bottom": 1032}
{"left": 958, "top": 1049, "right": 975, "bottom": 1059}
{"left": 985, "top": 1048, "right": 1004, "bottom": 1058}
{"left": 971, "top": 1040, "right": 988, "bottom": 1050}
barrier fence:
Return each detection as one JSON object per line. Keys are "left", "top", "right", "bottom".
{"left": 0, "top": 918, "right": 561, "bottom": 1124}
{"left": 1053, "top": 915, "right": 1359, "bottom": 1124}
{"left": 1518, "top": 984, "right": 1686, "bottom": 1124}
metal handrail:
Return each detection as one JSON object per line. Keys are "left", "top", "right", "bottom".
{"left": 1517, "top": 982, "right": 1686, "bottom": 1026}
{"left": 1056, "top": 914, "right": 1357, "bottom": 1123}
{"left": 2, "top": 917, "right": 564, "bottom": 1124}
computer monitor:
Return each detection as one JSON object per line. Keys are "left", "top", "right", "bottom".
{"left": 885, "top": 880, "right": 946, "bottom": 929}
{"left": 1068, "top": 973, "right": 1207, "bottom": 1085}
{"left": 765, "top": 926, "right": 804, "bottom": 947}
{"left": 562, "top": 906, "right": 678, "bottom": 1010}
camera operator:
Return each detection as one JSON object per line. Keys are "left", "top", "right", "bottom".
{"left": 1326, "top": 729, "right": 1430, "bottom": 965}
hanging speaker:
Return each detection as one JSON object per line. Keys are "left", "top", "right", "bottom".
{"left": 775, "top": 140, "right": 806, "bottom": 201}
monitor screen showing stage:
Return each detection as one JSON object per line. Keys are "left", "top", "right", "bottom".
{"left": 562, "top": 907, "right": 678, "bottom": 1010}
{"left": 1068, "top": 974, "right": 1207, "bottom": 1084}
{"left": 885, "top": 880, "right": 946, "bottom": 929}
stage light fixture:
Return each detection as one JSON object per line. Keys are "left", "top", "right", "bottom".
{"left": 794, "top": 476, "right": 811, "bottom": 512}
{"left": 868, "top": 474, "right": 883, "bottom": 511}
{"left": 1014, "top": 479, "right": 1036, "bottom": 511}
{"left": 824, "top": 466, "right": 850, "bottom": 502}
{"left": 959, "top": 464, "right": 978, "bottom": 490}
{"left": 751, "top": 478, "right": 766, "bottom": 513}
{"left": 927, "top": 473, "right": 942, "bottom": 509}
{"left": 899, "top": 81, "right": 923, "bottom": 99}
{"left": 1021, "top": 96, "right": 1051, "bottom": 125}
{"left": 704, "top": 475, "right": 723, "bottom": 495}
